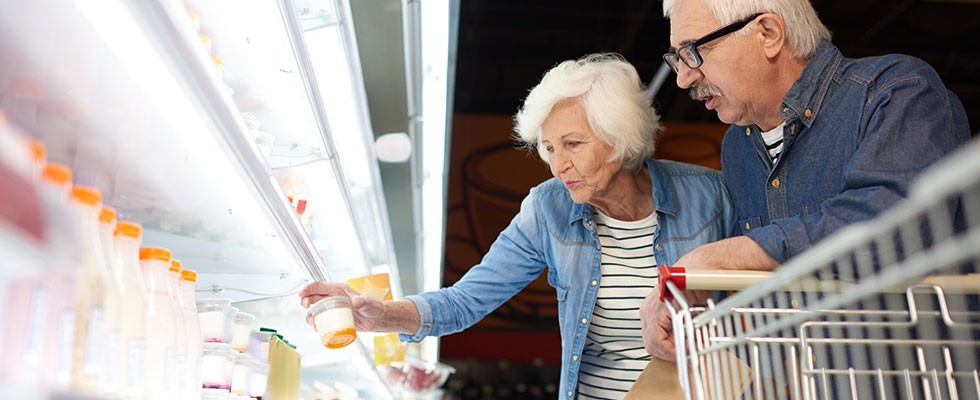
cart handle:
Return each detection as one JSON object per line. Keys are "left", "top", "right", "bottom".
{"left": 659, "top": 265, "right": 773, "bottom": 302}
{"left": 658, "top": 265, "right": 980, "bottom": 302}
{"left": 658, "top": 265, "right": 683, "bottom": 302}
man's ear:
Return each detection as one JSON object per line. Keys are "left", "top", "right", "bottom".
{"left": 757, "top": 13, "right": 788, "bottom": 59}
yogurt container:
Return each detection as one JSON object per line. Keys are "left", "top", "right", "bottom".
{"left": 196, "top": 298, "right": 232, "bottom": 343}
{"left": 307, "top": 296, "right": 356, "bottom": 349}
{"left": 201, "top": 342, "right": 233, "bottom": 390}
{"left": 230, "top": 312, "right": 254, "bottom": 352}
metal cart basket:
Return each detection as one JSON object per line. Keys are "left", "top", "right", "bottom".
{"left": 659, "top": 140, "right": 980, "bottom": 400}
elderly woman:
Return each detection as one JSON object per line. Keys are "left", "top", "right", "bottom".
{"left": 299, "top": 53, "right": 736, "bottom": 399}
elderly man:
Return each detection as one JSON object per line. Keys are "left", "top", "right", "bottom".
{"left": 640, "top": 0, "right": 971, "bottom": 361}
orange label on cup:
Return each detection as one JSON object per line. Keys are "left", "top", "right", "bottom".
{"left": 321, "top": 327, "right": 357, "bottom": 349}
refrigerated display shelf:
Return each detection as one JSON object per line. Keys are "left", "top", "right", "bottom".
{"left": 0, "top": 0, "right": 399, "bottom": 396}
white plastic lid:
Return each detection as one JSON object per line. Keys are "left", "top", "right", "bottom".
{"left": 197, "top": 298, "right": 232, "bottom": 311}
{"left": 234, "top": 311, "right": 254, "bottom": 323}
{"left": 307, "top": 296, "right": 351, "bottom": 318}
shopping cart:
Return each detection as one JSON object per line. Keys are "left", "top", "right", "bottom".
{"left": 658, "top": 140, "right": 980, "bottom": 400}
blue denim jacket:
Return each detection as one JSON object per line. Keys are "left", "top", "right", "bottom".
{"left": 401, "top": 158, "right": 737, "bottom": 397}
{"left": 724, "top": 40, "right": 971, "bottom": 263}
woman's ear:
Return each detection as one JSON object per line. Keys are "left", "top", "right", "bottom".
{"left": 757, "top": 13, "right": 788, "bottom": 60}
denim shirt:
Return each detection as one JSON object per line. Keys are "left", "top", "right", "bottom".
{"left": 401, "top": 158, "right": 737, "bottom": 398}
{"left": 724, "top": 40, "right": 971, "bottom": 263}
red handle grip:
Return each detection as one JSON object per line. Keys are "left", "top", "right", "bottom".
{"left": 658, "top": 265, "right": 686, "bottom": 302}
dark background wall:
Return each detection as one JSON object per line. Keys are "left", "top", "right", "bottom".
{"left": 438, "top": 0, "right": 980, "bottom": 369}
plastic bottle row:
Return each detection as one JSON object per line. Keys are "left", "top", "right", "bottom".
{"left": 0, "top": 127, "right": 283, "bottom": 400}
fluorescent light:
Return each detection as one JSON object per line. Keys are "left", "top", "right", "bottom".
{"left": 418, "top": 0, "right": 452, "bottom": 363}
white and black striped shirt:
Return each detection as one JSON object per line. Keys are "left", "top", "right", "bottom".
{"left": 760, "top": 122, "right": 786, "bottom": 164}
{"left": 576, "top": 208, "right": 657, "bottom": 399}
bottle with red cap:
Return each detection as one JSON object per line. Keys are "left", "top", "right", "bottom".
{"left": 115, "top": 220, "right": 147, "bottom": 399}
{"left": 68, "top": 185, "right": 110, "bottom": 396}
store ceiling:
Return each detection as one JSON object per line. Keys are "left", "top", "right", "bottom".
{"left": 351, "top": 0, "right": 980, "bottom": 296}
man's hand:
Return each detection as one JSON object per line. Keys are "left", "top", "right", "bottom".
{"left": 640, "top": 286, "right": 677, "bottom": 361}
{"left": 642, "top": 236, "right": 778, "bottom": 360}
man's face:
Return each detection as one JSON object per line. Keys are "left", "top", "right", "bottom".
{"left": 668, "top": 0, "right": 765, "bottom": 126}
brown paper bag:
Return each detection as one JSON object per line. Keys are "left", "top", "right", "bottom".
{"left": 625, "top": 351, "right": 752, "bottom": 400}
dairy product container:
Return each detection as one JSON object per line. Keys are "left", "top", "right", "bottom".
{"left": 230, "top": 353, "right": 253, "bottom": 395}
{"left": 197, "top": 298, "right": 233, "bottom": 343}
{"left": 168, "top": 259, "right": 189, "bottom": 398}
{"left": 37, "top": 163, "right": 77, "bottom": 389}
{"left": 307, "top": 296, "right": 356, "bottom": 349}
{"left": 231, "top": 311, "right": 254, "bottom": 352}
{"left": 202, "top": 342, "right": 234, "bottom": 390}
{"left": 180, "top": 268, "right": 203, "bottom": 400}
{"left": 250, "top": 361, "right": 269, "bottom": 399}
{"left": 68, "top": 185, "right": 109, "bottom": 396}
{"left": 98, "top": 205, "right": 124, "bottom": 396}
{"left": 115, "top": 220, "right": 146, "bottom": 399}
{"left": 140, "top": 246, "right": 178, "bottom": 399}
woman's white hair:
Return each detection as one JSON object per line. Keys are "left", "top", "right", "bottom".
{"left": 663, "top": 0, "right": 831, "bottom": 59}
{"left": 513, "top": 53, "right": 660, "bottom": 172}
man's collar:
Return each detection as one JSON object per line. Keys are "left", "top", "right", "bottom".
{"left": 779, "top": 39, "right": 842, "bottom": 128}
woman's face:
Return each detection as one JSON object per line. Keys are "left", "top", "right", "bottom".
{"left": 541, "top": 99, "right": 623, "bottom": 205}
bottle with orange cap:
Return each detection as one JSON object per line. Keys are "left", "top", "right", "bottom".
{"left": 36, "top": 162, "right": 80, "bottom": 389}
{"left": 68, "top": 185, "right": 110, "bottom": 396}
{"left": 140, "top": 246, "right": 179, "bottom": 399}
{"left": 114, "top": 220, "right": 147, "bottom": 399}
{"left": 167, "top": 258, "right": 190, "bottom": 399}
{"left": 179, "top": 267, "right": 204, "bottom": 399}
{"left": 98, "top": 205, "right": 125, "bottom": 396}
{"left": 0, "top": 139, "right": 50, "bottom": 384}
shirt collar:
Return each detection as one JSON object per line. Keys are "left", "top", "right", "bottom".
{"left": 647, "top": 159, "right": 678, "bottom": 217}
{"left": 567, "top": 158, "right": 678, "bottom": 224}
{"left": 779, "top": 39, "right": 842, "bottom": 128}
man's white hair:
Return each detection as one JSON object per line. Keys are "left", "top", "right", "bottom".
{"left": 663, "top": 0, "right": 831, "bottom": 59}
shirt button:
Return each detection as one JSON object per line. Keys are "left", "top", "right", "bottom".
{"left": 573, "top": 355, "right": 578, "bottom": 361}
{"left": 804, "top": 107, "right": 813, "bottom": 118}
{"left": 568, "top": 391, "right": 574, "bottom": 397}
{"left": 745, "top": 127, "right": 751, "bottom": 136}
{"left": 744, "top": 222, "right": 750, "bottom": 231}
{"left": 591, "top": 280, "right": 597, "bottom": 286}
{"left": 782, "top": 107, "right": 788, "bottom": 113}
{"left": 655, "top": 244, "right": 661, "bottom": 250}
{"left": 791, "top": 298, "right": 800, "bottom": 308}
{"left": 771, "top": 177, "right": 781, "bottom": 188}
{"left": 581, "top": 318, "right": 588, "bottom": 324}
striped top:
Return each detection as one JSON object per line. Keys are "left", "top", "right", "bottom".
{"left": 576, "top": 208, "right": 658, "bottom": 399}
{"left": 760, "top": 122, "right": 785, "bottom": 164}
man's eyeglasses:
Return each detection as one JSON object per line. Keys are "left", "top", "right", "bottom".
{"left": 663, "top": 13, "right": 763, "bottom": 73}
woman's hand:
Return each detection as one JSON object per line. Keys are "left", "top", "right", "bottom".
{"left": 299, "top": 281, "right": 421, "bottom": 334}
{"left": 299, "top": 281, "right": 385, "bottom": 331}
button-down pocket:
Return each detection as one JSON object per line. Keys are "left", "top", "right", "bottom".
{"left": 738, "top": 216, "right": 762, "bottom": 235}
